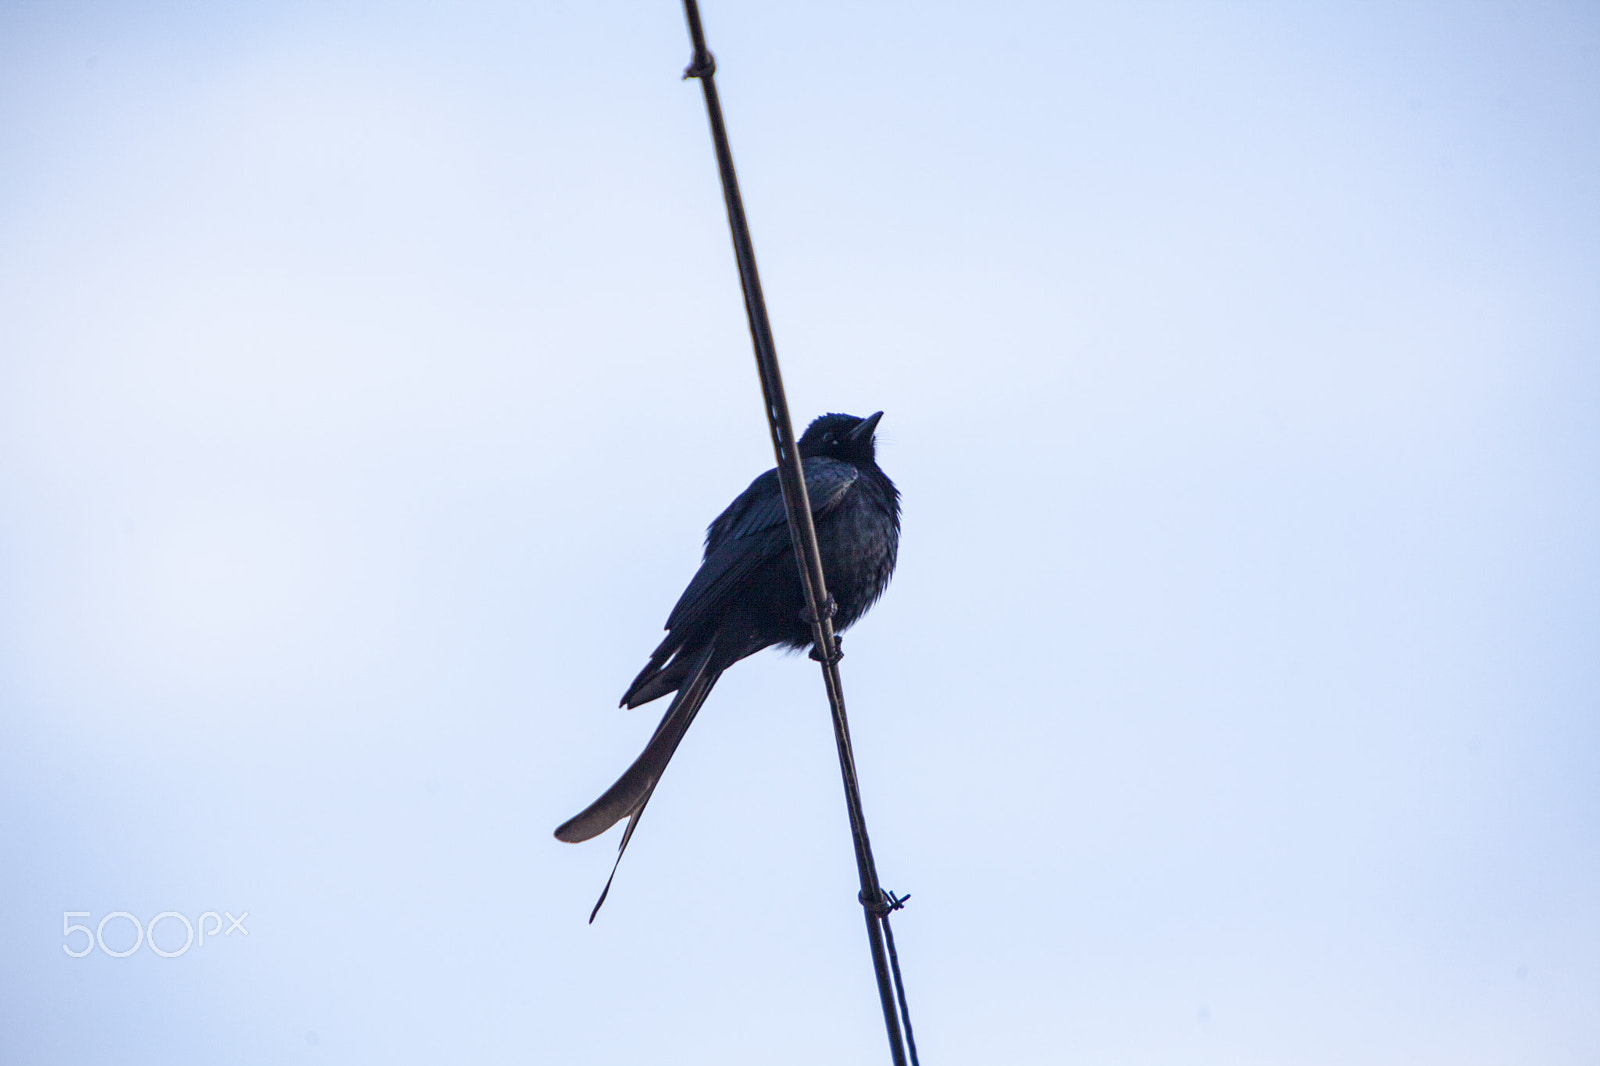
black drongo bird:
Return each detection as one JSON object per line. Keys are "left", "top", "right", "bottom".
{"left": 555, "top": 411, "right": 900, "bottom": 919}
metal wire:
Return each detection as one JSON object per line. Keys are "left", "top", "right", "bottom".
{"left": 879, "top": 891, "right": 922, "bottom": 1066}
{"left": 679, "top": 3, "right": 917, "bottom": 1062}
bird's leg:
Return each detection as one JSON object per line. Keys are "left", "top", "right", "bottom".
{"left": 801, "top": 595, "right": 843, "bottom": 664}
{"left": 799, "top": 594, "right": 838, "bottom": 627}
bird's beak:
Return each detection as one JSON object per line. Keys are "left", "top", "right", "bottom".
{"left": 847, "top": 411, "right": 884, "bottom": 443}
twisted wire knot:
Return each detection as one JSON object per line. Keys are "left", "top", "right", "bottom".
{"left": 859, "top": 888, "right": 910, "bottom": 917}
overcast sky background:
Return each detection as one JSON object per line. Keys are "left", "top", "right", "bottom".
{"left": 1, "top": 2, "right": 1597, "bottom": 1063}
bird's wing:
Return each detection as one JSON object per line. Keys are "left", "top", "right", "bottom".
{"left": 620, "top": 459, "right": 861, "bottom": 709}
{"left": 665, "top": 458, "right": 859, "bottom": 635}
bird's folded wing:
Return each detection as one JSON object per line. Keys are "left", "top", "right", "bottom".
{"left": 665, "top": 459, "right": 859, "bottom": 636}
{"left": 709, "top": 458, "right": 859, "bottom": 546}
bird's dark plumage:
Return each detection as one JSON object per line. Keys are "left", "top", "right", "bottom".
{"left": 555, "top": 411, "right": 900, "bottom": 919}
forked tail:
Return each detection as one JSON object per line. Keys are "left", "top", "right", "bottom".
{"left": 553, "top": 640, "right": 722, "bottom": 921}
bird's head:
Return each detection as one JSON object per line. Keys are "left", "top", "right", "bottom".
{"left": 798, "top": 411, "right": 883, "bottom": 463}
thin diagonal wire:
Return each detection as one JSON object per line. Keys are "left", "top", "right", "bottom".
{"left": 678, "top": 3, "right": 913, "bottom": 1063}
{"left": 881, "top": 903, "right": 922, "bottom": 1066}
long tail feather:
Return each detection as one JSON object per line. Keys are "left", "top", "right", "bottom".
{"left": 554, "top": 641, "right": 722, "bottom": 918}
{"left": 587, "top": 802, "right": 646, "bottom": 923}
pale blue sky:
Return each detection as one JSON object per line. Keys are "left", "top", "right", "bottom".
{"left": 2, "top": 2, "right": 1597, "bottom": 1063}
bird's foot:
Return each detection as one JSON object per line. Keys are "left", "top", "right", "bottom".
{"left": 799, "top": 595, "right": 838, "bottom": 627}
{"left": 809, "top": 636, "right": 843, "bottom": 665}
{"left": 802, "top": 597, "right": 842, "bottom": 664}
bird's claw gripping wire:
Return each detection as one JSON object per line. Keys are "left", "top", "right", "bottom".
{"left": 859, "top": 888, "right": 911, "bottom": 917}
{"left": 801, "top": 596, "right": 843, "bottom": 664}
{"left": 809, "top": 639, "right": 843, "bottom": 665}
{"left": 682, "top": 50, "right": 716, "bottom": 80}
{"left": 800, "top": 595, "right": 838, "bottom": 627}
